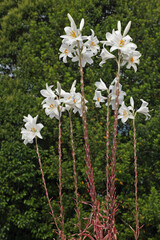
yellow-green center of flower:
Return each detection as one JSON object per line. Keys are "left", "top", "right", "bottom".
{"left": 130, "top": 57, "right": 134, "bottom": 63}
{"left": 50, "top": 104, "right": 55, "bottom": 109}
{"left": 64, "top": 49, "right": 68, "bottom": 54}
{"left": 31, "top": 127, "right": 36, "bottom": 133}
{"left": 70, "top": 30, "right": 76, "bottom": 38}
{"left": 123, "top": 110, "right": 127, "bottom": 117}
{"left": 120, "top": 39, "right": 125, "bottom": 46}
{"left": 68, "top": 96, "right": 71, "bottom": 100}
{"left": 91, "top": 41, "right": 95, "bottom": 46}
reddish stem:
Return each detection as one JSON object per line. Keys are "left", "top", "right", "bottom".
{"left": 133, "top": 119, "right": 139, "bottom": 240}
{"left": 69, "top": 110, "right": 82, "bottom": 238}
{"left": 58, "top": 113, "right": 65, "bottom": 240}
{"left": 35, "top": 138, "right": 60, "bottom": 237}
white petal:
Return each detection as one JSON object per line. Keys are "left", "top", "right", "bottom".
{"left": 123, "top": 21, "right": 131, "bottom": 37}
{"left": 130, "top": 97, "right": 134, "bottom": 108}
{"left": 79, "top": 18, "right": 84, "bottom": 31}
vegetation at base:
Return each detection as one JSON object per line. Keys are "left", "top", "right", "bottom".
{"left": 0, "top": 0, "right": 160, "bottom": 239}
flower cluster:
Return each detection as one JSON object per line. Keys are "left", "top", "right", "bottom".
{"left": 118, "top": 97, "right": 151, "bottom": 123}
{"left": 100, "top": 21, "right": 141, "bottom": 72}
{"left": 40, "top": 81, "right": 87, "bottom": 118}
{"left": 60, "top": 14, "right": 100, "bottom": 67}
{"left": 21, "top": 115, "right": 44, "bottom": 145}
{"left": 93, "top": 78, "right": 126, "bottom": 110}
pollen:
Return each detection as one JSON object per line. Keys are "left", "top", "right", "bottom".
{"left": 120, "top": 39, "right": 125, "bottom": 46}
{"left": 70, "top": 30, "right": 76, "bottom": 38}
{"left": 97, "top": 97, "right": 99, "bottom": 102}
{"left": 68, "top": 96, "right": 71, "bottom": 100}
{"left": 130, "top": 57, "right": 134, "bottom": 63}
{"left": 73, "top": 99, "right": 76, "bottom": 104}
{"left": 31, "top": 127, "right": 36, "bottom": 133}
{"left": 91, "top": 41, "right": 95, "bottom": 46}
{"left": 64, "top": 49, "right": 68, "bottom": 54}
{"left": 123, "top": 110, "right": 127, "bottom": 117}
{"left": 50, "top": 104, "right": 55, "bottom": 109}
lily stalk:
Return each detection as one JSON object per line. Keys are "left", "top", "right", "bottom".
{"left": 35, "top": 137, "right": 61, "bottom": 238}
{"left": 69, "top": 110, "right": 82, "bottom": 238}
{"left": 133, "top": 117, "right": 140, "bottom": 240}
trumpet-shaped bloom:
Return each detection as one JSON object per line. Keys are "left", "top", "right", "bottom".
{"left": 121, "top": 50, "right": 141, "bottom": 72}
{"left": 93, "top": 90, "right": 107, "bottom": 108}
{"left": 40, "top": 83, "right": 56, "bottom": 99}
{"left": 136, "top": 99, "right": 151, "bottom": 120}
{"left": 102, "top": 21, "right": 137, "bottom": 53}
{"left": 118, "top": 102, "right": 134, "bottom": 123}
{"left": 72, "top": 47, "right": 94, "bottom": 67}
{"left": 42, "top": 98, "right": 61, "bottom": 120}
{"left": 109, "top": 79, "right": 126, "bottom": 110}
{"left": 95, "top": 78, "right": 107, "bottom": 91}
{"left": 99, "top": 48, "right": 116, "bottom": 66}
{"left": 21, "top": 115, "right": 44, "bottom": 145}
{"left": 59, "top": 42, "right": 74, "bottom": 63}
{"left": 60, "top": 13, "right": 84, "bottom": 45}
{"left": 85, "top": 29, "right": 100, "bottom": 55}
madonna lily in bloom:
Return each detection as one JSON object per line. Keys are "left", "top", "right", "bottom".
{"left": 103, "top": 20, "right": 137, "bottom": 53}
{"left": 136, "top": 99, "right": 151, "bottom": 120}
{"left": 109, "top": 79, "right": 126, "bottom": 110}
{"left": 60, "top": 13, "right": 84, "bottom": 45}
{"left": 72, "top": 47, "right": 94, "bottom": 67}
{"left": 59, "top": 42, "right": 74, "bottom": 63}
{"left": 93, "top": 90, "right": 107, "bottom": 108}
{"left": 85, "top": 29, "right": 100, "bottom": 55}
{"left": 95, "top": 78, "right": 108, "bottom": 91}
{"left": 21, "top": 115, "right": 44, "bottom": 145}
{"left": 118, "top": 102, "right": 134, "bottom": 123}
{"left": 121, "top": 50, "right": 141, "bottom": 72}
{"left": 42, "top": 98, "right": 62, "bottom": 120}
{"left": 99, "top": 48, "right": 116, "bottom": 67}
{"left": 40, "top": 83, "right": 56, "bottom": 100}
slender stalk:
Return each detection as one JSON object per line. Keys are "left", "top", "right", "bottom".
{"left": 77, "top": 43, "right": 98, "bottom": 237}
{"left": 109, "top": 57, "right": 121, "bottom": 239}
{"left": 58, "top": 111, "right": 65, "bottom": 240}
{"left": 105, "top": 98, "right": 110, "bottom": 228}
{"left": 69, "top": 110, "right": 82, "bottom": 237}
{"left": 133, "top": 118, "right": 139, "bottom": 240}
{"left": 35, "top": 137, "right": 60, "bottom": 237}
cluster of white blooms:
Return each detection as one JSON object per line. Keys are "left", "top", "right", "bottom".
{"left": 40, "top": 81, "right": 87, "bottom": 118}
{"left": 100, "top": 21, "right": 141, "bottom": 72}
{"left": 21, "top": 115, "right": 44, "bottom": 145}
{"left": 118, "top": 97, "right": 151, "bottom": 123}
{"left": 59, "top": 14, "right": 100, "bottom": 67}
{"left": 94, "top": 79, "right": 150, "bottom": 123}
{"left": 93, "top": 78, "right": 126, "bottom": 110}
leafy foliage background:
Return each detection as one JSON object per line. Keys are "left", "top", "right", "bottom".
{"left": 0, "top": 0, "right": 160, "bottom": 239}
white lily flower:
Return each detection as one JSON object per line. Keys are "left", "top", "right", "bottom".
{"left": 109, "top": 79, "right": 126, "bottom": 110}
{"left": 84, "top": 29, "right": 100, "bottom": 55}
{"left": 95, "top": 78, "right": 107, "bottom": 91}
{"left": 99, "top": 48, "right": 116, "bottom": 66}
{"left": 118, "top": 102, "right": 134, "bottom": 123}
{"left": 42, "top": 98, "right": 61, "bottom": 120}
{"left": 72, "top": 47, "right": 94, "bottom": 67}
{"left": 60, "top": 14, "right": 84, "bottom": 45}
{"left": 93, "top": 90, "right": 107, "bottom": 108}
{"left": 21, "top": 115, "right": 44, "bottom": 145}
{"left": 59, "top": 43, "right": 74, "bottom": 63}
{"left": 136, "top": 99, "right": 151, "bottom": 120}
{"left": 40, "top": 83, "right": 56, "bottom": 99}
{"left": 121, "top": 50, "right": 141, "bottom": 72}
{"left": 102, "top": 21, "right": 137, "bottom": 54}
